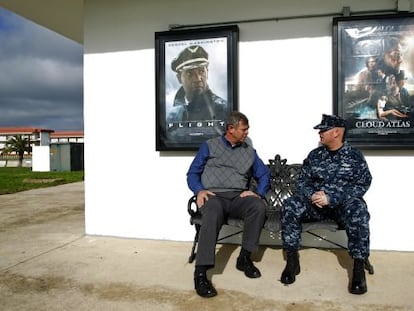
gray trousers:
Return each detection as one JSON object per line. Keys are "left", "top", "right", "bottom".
{"left": 195, "top": 191, "right": 267, "bottom": 267}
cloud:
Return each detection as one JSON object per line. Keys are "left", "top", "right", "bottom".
{"left": 0, "top": 8, "right": 83, "bottom": 131}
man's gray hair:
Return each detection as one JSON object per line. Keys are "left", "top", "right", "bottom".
{"left": 226, "top": 111, "right": 249, "bottom": 129}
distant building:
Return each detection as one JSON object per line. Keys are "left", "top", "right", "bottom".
{"left": 0, "top": 127, "right": 84, "bottom": 170}
{"left": 0, "top": 127, "right": 54, "bottom": 155}
{"left": 51, "top": 131, "right": 84, "bottom": 144}
{"left": 50, "top": 131, "right": 84, "bottom": 171}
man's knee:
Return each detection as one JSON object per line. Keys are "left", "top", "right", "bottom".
{"left": 282, "top": 195, "right": 304, "bottom": 217}
{"left": 346, "top": 197, "right": 367, "bottom": 207}
{"left": 343, "top": 197, "right": 370, "bottom": 220}
{"left": 201, "top": 201, "right": 225, "bottom": 222}
{"left": 255, "top": 199, "right": 267, "bottom": 216}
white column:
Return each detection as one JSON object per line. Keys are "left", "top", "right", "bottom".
{"left": 32, "top": 146, "right": 50, "bottom": 172}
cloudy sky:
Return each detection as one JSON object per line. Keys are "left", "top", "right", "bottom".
{"left": 0, "top": 8, "right": 83, "bottom": 131}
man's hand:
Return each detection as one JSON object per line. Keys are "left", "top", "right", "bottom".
{"left": 239, "top": 190, "right": 260, "bottom": 198}
{"left": 196, "top": 190, "right": 215, "bottom": 208}
{"left": 311, "top": 191, "right": 329, "bottom": 208}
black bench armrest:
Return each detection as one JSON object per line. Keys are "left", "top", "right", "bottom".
{"left": 187, "top": 195, "right": 199, "bottom": 217}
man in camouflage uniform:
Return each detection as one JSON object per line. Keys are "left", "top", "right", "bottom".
{"left": 280, "top": 114, "right": 372, "bottom": 295}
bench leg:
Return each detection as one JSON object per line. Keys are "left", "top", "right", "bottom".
{"left": 188, "top": 224, "right": 200, "bottom": 263}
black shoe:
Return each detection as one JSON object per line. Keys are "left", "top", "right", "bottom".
{"left": 236, "top": 255, "right": 261, "bottom": 278}
{"left": 280, "top": 250, "right": 300, "bottom": 285}
{"left": 349, "top": 259, "right": 367, "bottom": 295}
{"left": 194, "top": 273, "right": 217, "bottom": 298}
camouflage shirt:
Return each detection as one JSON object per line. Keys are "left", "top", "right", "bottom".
{"left": 297, "top": 141, "right": 372, "bottom": 208}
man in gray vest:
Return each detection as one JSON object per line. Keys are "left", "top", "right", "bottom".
{"left": 187, "top": 111, "right": 270, "bottom": 298}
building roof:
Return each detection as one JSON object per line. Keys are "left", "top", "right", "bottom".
{"left": 0, "top": 0, "right": 83, "bottom": 44}
{"left": 51, "top": 131, "right": 84, "bottom": 138}
{"left": 0, "top": 127, "right": 54, "bottom": 134}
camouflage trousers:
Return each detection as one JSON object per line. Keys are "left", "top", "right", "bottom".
{"left": 281, "top": 195, "right": 370, "bottom": 259}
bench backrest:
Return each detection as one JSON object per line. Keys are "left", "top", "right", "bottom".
{"left": 266, "top": 154, "right": 302, "bottom": 212}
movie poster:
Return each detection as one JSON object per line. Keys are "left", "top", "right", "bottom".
{"left": 335, "top": 14, "right": 414, "bottom": 148}
{"left": 155, "top": 26, "right": 239, "bottom": 151}
{"left": 164, "top": 38, "right": 229, "bottom": 145}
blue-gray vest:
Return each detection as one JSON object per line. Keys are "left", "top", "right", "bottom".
{"left": 201, "top": 137, "right": 254, "bottom": 192}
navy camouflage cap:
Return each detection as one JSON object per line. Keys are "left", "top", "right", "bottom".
{"left": 313, "top": 114, "right": 347, "bottom": 131}
{"left": 171, "top": 45, "right": 209, "bottom": 72}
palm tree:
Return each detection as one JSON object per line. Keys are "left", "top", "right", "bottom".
{"left": 3, "top": 135, "right": 32, "bottom": 167}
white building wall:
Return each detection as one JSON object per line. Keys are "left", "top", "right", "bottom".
{"left": 32, "top": 145, "right": 50, "bottom": 172}
{"left": 84, "top": 0, "right": 414, "bottom": 251}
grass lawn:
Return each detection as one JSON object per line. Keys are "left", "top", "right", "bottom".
{"left": 0, "top": 167, "right": 84, "bottom": 195}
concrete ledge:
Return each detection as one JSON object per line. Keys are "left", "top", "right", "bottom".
{"left": 5, "top": 160, "right": 19, "bottom": 167}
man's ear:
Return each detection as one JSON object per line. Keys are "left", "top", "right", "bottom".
{"left": 335, "top": 127, "right": 345, "bottom": 138}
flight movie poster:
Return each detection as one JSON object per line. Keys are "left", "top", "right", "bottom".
{"left": 334, "top": 13, "right": 414, "bottom": 149}
{"left": 155, "top": 26, "right": 239, "bottom": 151}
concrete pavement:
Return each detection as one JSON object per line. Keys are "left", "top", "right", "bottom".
{"left": 1, "top": 182, "right": 413, "bottom": 310}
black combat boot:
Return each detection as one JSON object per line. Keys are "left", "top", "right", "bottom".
{"left": 194, "top": 265, "right": 217, "bottom": 298}
{"left": 349, "top": 258, "right": 367, "bottom": 294}
{"left": 236, "top": 248, "right": 261, "bottom": 278}
{"left": 280, "top": 250, "right": 300, "bottom": 284}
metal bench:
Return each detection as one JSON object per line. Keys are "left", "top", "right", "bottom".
{"left": 187, "top": 154, "right": 374, "bottom": 274}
